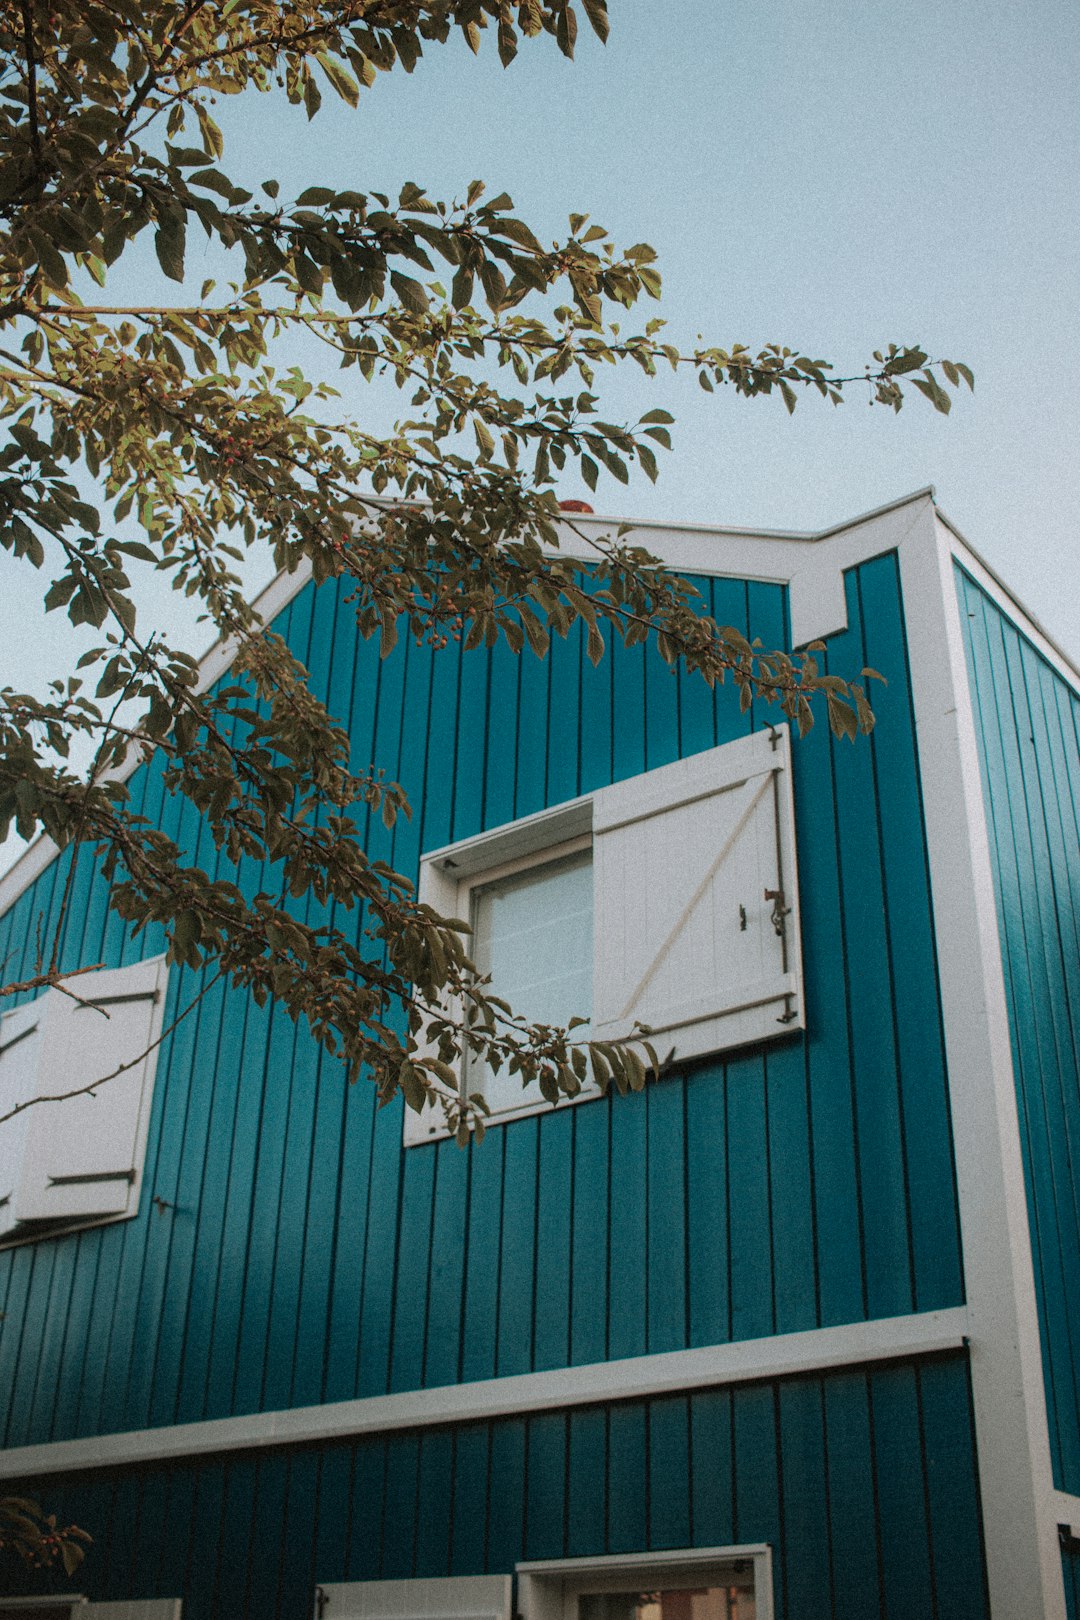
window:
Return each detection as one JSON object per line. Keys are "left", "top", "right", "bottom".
{"left": 0, "top": 956, "right": 169, "bottom": 1243}
{"left": 464, "top": 836, "right": 593, "bottom": 1115}
{"left": 407, "top": 727, "right": 802, "bottom": 1145}
{"left": 518, "top": 1550, "right": 773, "bottom": 1620}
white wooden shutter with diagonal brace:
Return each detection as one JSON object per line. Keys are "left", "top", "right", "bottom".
{"left": 0, "top": 999, "right": 46, "bottom": 1237}
{"left": 315, "top": 1575, "right": 512, "bottom": 1620}
{"left": 13, "top": 956, "right": 168, "bottom": 1224}
{"left": 591, "top": 726, "right": 803, "bottom": 1061}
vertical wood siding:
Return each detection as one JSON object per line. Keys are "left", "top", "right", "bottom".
{"left": 1066, "top": 1543, "right": 1080, "bottom": 1620}
{"left": 957, "top": 566, "right": 1080, "bottom": 1494}
{"left": 0, "top": 554, "right": 962, "bottom": 1443}
{"left": 2, "top": 1353, "right": 987, "bottom": 1620}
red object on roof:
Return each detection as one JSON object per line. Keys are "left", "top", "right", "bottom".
{"left": 558, "top": 499, "right": 594, "bottom": 513}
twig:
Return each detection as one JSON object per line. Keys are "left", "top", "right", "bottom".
{"left": 0, "top": 967, "right": 224, "bottom": 1124}
{"left": 0, "top": 960, "right": 105, "bottom": 1002}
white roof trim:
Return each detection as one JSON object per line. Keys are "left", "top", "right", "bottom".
{"left": 1, "top": 485, "right": 1070, "bottom": 921}
{"left": 0, "top": 560, "right": 314, "bottom": 921}
{"left": 937, "top": 510, "right": 1080, "bottom": 693}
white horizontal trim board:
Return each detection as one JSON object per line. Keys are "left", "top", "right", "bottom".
{"left": 0, "top": 1308, "right": 968, "bottom": 1481}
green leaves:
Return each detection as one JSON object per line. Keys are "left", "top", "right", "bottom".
{"left": 154, "top": 218, "right": 186, "bottom": 283}
{"left": 911, "top": 371, "right": 953, "bottom": 414}
{"left": 317, "top": 51, "right": 360, "bottom": 107}
{"left": 0, "top": 1495, "right": 91, "bottom": 1577}
{"left": 581, "top": 0, "right": 611, "bottom": 43}
{"left": 390, "top": 271, "right": 429, "bottom": 314}
{"left": 0, "top": 0, "right": 970, "bottom": 1144}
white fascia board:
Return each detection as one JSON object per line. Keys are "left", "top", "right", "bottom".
{"left": 0, "top": 1306, "right": 968, "bottom": 1482}
{"left": 553, "top": 487, "right": 938, "bottom": 647}
{"left": 941, "top": 512, "right": 1080, "bottom": 693}
{"left": 898, "top": 503, "right": 1067, "bottom": 1619}
{"left": 0, "top": 558, "right": 314, "bottom": 925}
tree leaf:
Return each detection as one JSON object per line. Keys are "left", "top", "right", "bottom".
{"left": 390, "top": 271, "right": 429, "bottom": 313}
{"left": 317, "top": 51, "right": 360, "bottom": 107}
{"left": 581, "top": 0, "right": 610, "bottom": 42}
{"left": 154, "top": 219, "right": 186, "bottom": 282}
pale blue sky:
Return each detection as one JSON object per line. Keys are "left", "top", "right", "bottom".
{"left": 199, "top": 0, "right": 1079, "bottom": 643}
{"left": 3, "top": 0, "right": 1079, "bottom": 826}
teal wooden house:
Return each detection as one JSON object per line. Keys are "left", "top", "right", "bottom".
{"left": 1, "top": 487, "right": 1079, "bottom": 1619}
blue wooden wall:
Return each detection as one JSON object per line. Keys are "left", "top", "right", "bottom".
{"left": 1065, "top": 1542, "right": 1080, "bottom": 1620}
{"left": 957, "top": 567, "right": 1080, "bottom": 1496}
{"left": 0, "top": 553, "right": 962, "bottom": 1446}
{"left": 2, "top": 1353, "right": 988, "bottom": 1620}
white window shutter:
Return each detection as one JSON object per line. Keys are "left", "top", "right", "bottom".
{"left": 0, "top": 1000, "right": 46, "bottom": 1238}
{"left": 592, "top": 726, "right": 803, "bottom": 1062}
{"left": 86, "top": 1603, "right": 183, "bottom": 1619}
{"left": 13, "top": 957, "right": 168, "bottom": 1224}
{"left": 315, "top": 1575, "right": 512, "bottom": 1620}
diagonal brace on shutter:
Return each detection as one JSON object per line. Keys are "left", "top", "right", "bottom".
{"left": 75, "top": 990, "right": 160, "bottom": 1011}
{"left": 48, "top": 1168, "right": 136, "bottom": 1187}
{"left": 613, "top": 770, "right": 776, "bottom": 1024}
{"left": 0, "top": 1021, "right": 38, "bottom": 1057}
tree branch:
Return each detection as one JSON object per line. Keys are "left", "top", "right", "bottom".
{"left": 19, "top": 0, "right": 42, "bottom": 168}
{"left": 0, "top": 968, "right": 223, "bottom": 1124}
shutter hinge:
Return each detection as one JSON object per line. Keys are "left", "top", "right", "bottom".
{"left": 776, "top": 993, "right": 799, "bottom": 1026}
{"left": 765, "top": 887, "right": 791, "bottom": 936}
{"left": 48, "top": 1168, "right": 136, "bottom": 1187}
{"left": 314, "top": 1585, "right": 330, "bottom": 1618}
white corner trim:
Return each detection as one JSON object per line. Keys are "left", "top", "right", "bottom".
{"left": 0, "top": 1308, "right": 968, "bottom": 1482}
{"left": 898, "top": 506, "right": 1067, "bottom": 1620}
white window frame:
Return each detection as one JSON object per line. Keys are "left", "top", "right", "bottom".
{"left": 0, "top": 954, "right": 169, "bottom": 1247}
{"left": 407, "top": 795, "right": 596, "bottom": 1147}
{"left": 517, "top": 1546, "right": 774, "bottom": 1620}
{"left": 406, "top": 729, "right": 802, "bottom": 1147}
